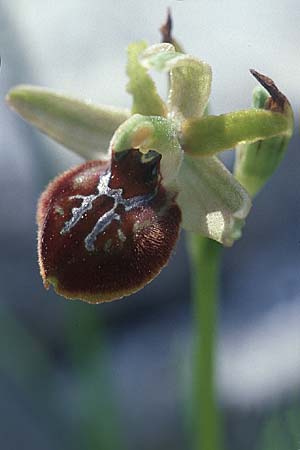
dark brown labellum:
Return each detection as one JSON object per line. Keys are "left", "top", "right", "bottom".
{"left": 37, "top": 149, "right": 181, "bottom": 303}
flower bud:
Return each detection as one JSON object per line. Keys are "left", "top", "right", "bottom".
{"left": 234, "top": 70, "right": 293, "bottom": 196}
{"left": 37, "top": 149, "right": 181, "bottom": 303}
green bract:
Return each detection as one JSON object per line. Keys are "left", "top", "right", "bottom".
{"left": 7, "top": 42, "right": 293, "bottom": 247}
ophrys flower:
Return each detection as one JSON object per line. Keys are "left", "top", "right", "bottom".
{"left": 7, "top": 41, "right": 293, "bottom": 302}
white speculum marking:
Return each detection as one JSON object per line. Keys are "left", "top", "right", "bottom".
{"left": 60, "top": 170, "right": 156, "bottom": 252}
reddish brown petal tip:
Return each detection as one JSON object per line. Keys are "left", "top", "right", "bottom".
{"left": 37, "top": 150, "right": 181, "bottom": 303}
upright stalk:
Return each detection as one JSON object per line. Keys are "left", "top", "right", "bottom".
{"left": 189, "top": 234, "right": 222, "bottom": 450}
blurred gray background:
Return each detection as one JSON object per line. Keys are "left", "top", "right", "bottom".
{"left": 0, "top": 1, "right": 300, "bottom": 449}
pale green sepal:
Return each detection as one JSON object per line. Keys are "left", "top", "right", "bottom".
{"left": 140, "top": 43, "right": 212, "bottom": 121}
{"left": 7, "top": 85, "right": 130, "bottom": 160}
{"left": 127, "top": 42, "right": 166, "bottom": 117}
{"left": 176, "top": 154, "right": 252, "bottom": 246}
{"left": 110, "top": 114, "right": 183, "bottom": 186}
{"left": 182, "top": 109, "right": 291, "bottom": 157}
{"left": 234, "top": 87, "right": 294, "bottom": 196}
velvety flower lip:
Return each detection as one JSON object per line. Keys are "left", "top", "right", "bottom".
{"left": 6, "top": 41, "right": 293, "bottom": 302}
{"left": 37, "top": 152, "right": 181, "bottom": 303}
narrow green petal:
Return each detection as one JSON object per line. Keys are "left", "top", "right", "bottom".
{"left": 110, "top": 114, "right": 183, "bottom": 186}
{"left": 182, "top": 109, "right": 292, "bottom": 157}
{"left": 7, "top": 85, "right": 130, "bottom": 160}
{"left": 234, "top": 86, "right": 294, "bottom": 196}
{"left": 140, "top": 43, "right": 212, "bottom": 121}
{"left": 176, "top": 154, "right": 252, "bottom": 246}
{"left": 126, "top": 41, "right": 166, "bottom": 117}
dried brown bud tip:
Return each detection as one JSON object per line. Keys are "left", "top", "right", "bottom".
{"left": 250, "top": 69, "right": 288, "bottom": 113}
{"left": 37, "top": 149, "right": 181, "bottom": 303}
{"left": 160, "top": 8, "right": 173, "bottom": 44}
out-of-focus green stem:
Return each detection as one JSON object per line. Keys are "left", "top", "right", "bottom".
{"left": 65, "top": 305, "right": 123, "bottom": 450}
{"left": 189, "top": 234, "right": 222, "bottom": 450}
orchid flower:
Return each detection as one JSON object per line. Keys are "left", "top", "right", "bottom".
{"left": 6, "top": 41, "right": 293, "bottom": 303}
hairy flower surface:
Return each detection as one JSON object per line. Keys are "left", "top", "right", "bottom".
{"left": 7, "top": 42, "right": 293, "bottom": 302}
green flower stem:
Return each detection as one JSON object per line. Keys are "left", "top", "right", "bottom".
{"left": 189, "top": 234, "right": 222, "bottom": 450}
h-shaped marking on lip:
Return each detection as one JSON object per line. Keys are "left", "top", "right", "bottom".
{"left": 60, "top": 170, "right": 156, "bottom": 252}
